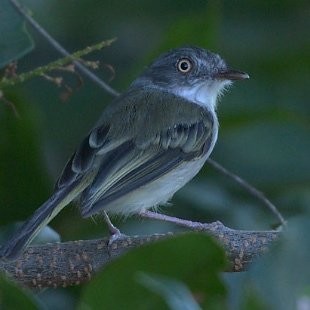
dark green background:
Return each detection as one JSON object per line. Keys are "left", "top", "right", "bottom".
{"left": 0, "top": 0, "right": 309, "bottom": 309}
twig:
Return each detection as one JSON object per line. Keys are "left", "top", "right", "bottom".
{"left": 207, "top": 158, "right": 286, "bottom": 226}
{"left": 0, "top": 223, "right": 279, "bottom": 289}
{"left": 8, "top": 0, "right": 120, "bottom": 97}
{"left": 0, "top": 39, "right": 116, "bottom": 88}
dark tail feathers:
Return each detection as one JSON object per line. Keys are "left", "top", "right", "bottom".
{"left": 0, "top": 183, "right": 81, "bottom": 260}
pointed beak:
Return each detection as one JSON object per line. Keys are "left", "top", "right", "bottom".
{"left": 213, "top": 69, "right": 249, "bottom": 81}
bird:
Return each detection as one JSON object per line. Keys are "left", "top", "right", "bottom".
{"left": 0, "top": 46, "right": 249, "bottom": 260}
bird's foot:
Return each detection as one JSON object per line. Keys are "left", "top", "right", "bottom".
{"left": 102, "top": 211, "right": 128, "bottom": 256}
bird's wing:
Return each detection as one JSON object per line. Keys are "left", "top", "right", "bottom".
{"left": 0, "top": 89, "right": 215, "bottom": 259}
{"left": 72, "top": 89, "right": 216, "bottom": 217}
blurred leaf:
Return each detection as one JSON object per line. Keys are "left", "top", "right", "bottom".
{"left": 177, "top": 181, "right": 235, "bottom": 214}
{"left": 241, "top": 291, "right": 269, "bottom": 310}
{"left": 162, "top": 1, "right": 221, "bottom": 49}
{"left": 0, "top": 95, "right": 50, "bottom": 225}
{"left": 0, "top": 275, "right": 40, "bottom": 309}
{"left": 229, "top": 216, "right": 310, "bottom": 310}
{"left": 0, "top": 0, "right": 34, "bottom": 68}
{"left": 36, "top": 288, "right": 77, "bottom": 310}
{"left": 0, "top": 222, "right": 60, "bottom": 247}
{"left": 32, "top": 224, "right": 61, "bottom": 244}
{"left": 215, "top": 122, "right": 310, "bottom": 187}
{"left": 79, "top": 234, "right": 227, "bottom": 310}
{"left": 296, "top": 295, "right": 310, "bottom": 310}
{"left": 137, "top": 273, "right": 201, "bottom": 310}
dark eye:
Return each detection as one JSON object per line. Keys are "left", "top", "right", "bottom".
{"left": 177, "top": 58, "right": 192, "bottom": 73}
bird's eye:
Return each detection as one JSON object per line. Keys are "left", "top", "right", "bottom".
{"left": 177, "top": 58, "right": 192, "bottom": 73}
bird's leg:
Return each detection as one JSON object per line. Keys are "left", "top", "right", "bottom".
{"left": 103, "top": 211, "right": 121, "bottom": 235}
{"left": 139, "top": 210, "right": 224, "bottom": 231}
{"left": 139, "top": 210, "right": 198, "bottom": 227}
{"left": 102, "top": 211, "right": 128, "bottom": 249}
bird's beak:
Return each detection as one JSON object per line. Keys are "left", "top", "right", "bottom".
{"left": 213, "top": 69, "right": 249, "bottom": 81}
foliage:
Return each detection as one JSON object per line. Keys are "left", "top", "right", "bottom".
{"left": 0, "top": 0, "right": 309, "bottom": 309}
{"left": 79, "top": 234, "right": 226, "bottom": 310}
{"left": 0, "top": 0, "right": 33, "bottom": 68}
{"left": 0, "top": 275, "right": 40, "bottom": 309}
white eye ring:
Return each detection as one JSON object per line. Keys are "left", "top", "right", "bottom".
{"left": 177, "top": 58, "right": 192, "bottom": 73}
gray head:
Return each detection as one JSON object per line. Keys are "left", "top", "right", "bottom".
{"left": 131, "top": 46, "right": 249, "bottom": 110}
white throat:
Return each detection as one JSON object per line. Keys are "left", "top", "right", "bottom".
{"left": 173, "top": 80, "right": 232, "bottom": 112}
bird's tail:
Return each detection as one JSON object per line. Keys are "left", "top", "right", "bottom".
{"left": 0, "top": 179, "right": 86, "bottom": 260}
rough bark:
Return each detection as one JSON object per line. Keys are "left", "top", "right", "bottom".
{"left": 0, "top": 221, "right": 279, "bottom": 289}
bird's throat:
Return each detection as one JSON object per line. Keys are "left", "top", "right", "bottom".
{"left": 174, "top": 80, "right": 231, "bottom": 112}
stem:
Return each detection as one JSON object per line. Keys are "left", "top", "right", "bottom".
{"left": 0, "top": 39, "right": 116, "bottom": 87}
{"left": 8, "top": 0, "right": 120, "bottom": 97}
{"left": 207, "top": 158, "right": 286, "bottom": 226}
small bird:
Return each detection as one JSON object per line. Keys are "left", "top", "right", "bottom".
{"left": 0, "top": 46, "right": 249, "bottom": 259}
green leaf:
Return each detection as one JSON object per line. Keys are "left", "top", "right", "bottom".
{"left": 137, "top": 273, "right": 202, "bottom": 310}
{"left": 230, "top": 216, "right": 310, "bottom": 310}
{"left": 216, "top": 122, "right": 310, "bottom": 187}
{"left": 0, "top": 0, "right": 34, "bottom": 69}
{"left": 0, "top": 95, "right": 50, "bottom": 226}
{"left": 79, "top": 234, "right": 227, "bottom": 310}
{"left": 0, "top": 275, "right": 39, "bottom": 309}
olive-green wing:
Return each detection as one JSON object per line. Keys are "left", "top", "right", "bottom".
{"left": 75, "top": 89, "right": 215, "bottom": 217}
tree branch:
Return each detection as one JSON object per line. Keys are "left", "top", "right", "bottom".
{"left": 0, "top": 221, "right": 279, "bottom": 289}
{"left": 8, "top": 0, "right": 120, "bottom": 97}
